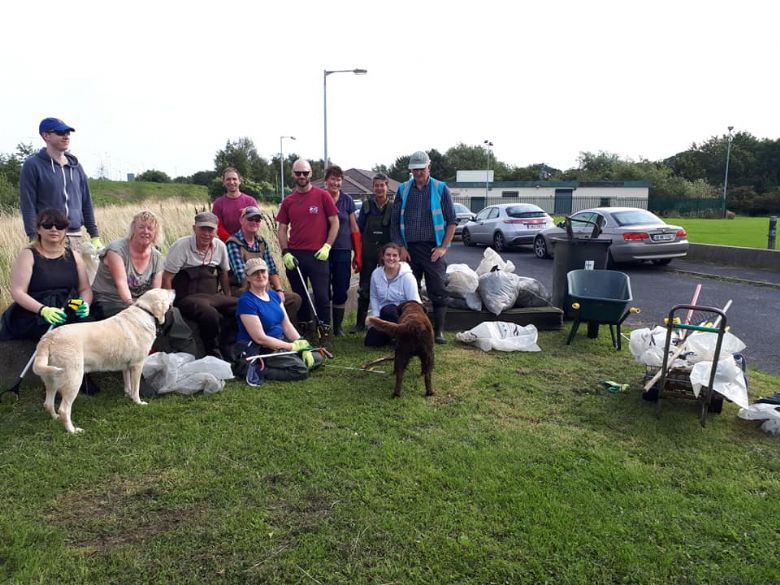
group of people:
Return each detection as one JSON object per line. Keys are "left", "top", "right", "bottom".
{"left": 1, "top": 116, "right": 461, "bottom": 382}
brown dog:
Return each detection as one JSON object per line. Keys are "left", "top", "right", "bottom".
{"left": 366, "top": 300, "right": 435, "bottom": 398}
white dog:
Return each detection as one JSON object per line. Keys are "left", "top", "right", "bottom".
{"left": 33, "top": 288, "right": 175, "bottom": 433}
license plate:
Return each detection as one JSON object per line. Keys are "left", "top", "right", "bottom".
{"left": 526, "top": 224, "right": 543, "bottom": 230}
{"left": 651, "top": 233, "right": 675, "bottom": 242}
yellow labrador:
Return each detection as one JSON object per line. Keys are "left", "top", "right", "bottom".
{"left": 33, "top": 288, "right": 175, "bottom": 433}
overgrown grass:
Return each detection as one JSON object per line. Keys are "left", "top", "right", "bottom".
{"left": 2, "top": 331, "right": 778, "bottom": 584}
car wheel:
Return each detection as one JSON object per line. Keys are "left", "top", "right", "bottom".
{"left": 493, "top": 232, "right": 506, "bottom": 253}
{"left": 533, "top": 235, "right": 550, "bottom": 259}
{"left": 462, "top": 228, "right": 475, "bottom": 247}
{"left": 652, "top": 258, "right": 672, "bottom": 266}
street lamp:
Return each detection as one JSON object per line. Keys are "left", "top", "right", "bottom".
{"left": 323, "top": 68, "right": 367, "bottom": 168}
{"left": 483, "top": 140, "right": 493, "bottom": 200}
{"left": 279, "top": 135, "right": 295, "bottom": 200}
{"left": 722, "top": 126, "right": 734, "bottom": 218}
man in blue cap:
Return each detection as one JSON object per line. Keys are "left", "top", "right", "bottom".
{"left": 19, "top": 117, "right": 102, "bottom": 249}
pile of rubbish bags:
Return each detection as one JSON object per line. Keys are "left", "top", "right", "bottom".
{"left": 445, "top": 248, "right": 552, "bottom": 315}
{"left": 629, "top": 326, "right": 749, "bottom": 409}
{"left": 142, "top": 353, "right": 234, "bottom": 395}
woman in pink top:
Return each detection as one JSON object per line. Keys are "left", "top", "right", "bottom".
{"left": 211, "top": 167, "right": 258, "bottom": 241}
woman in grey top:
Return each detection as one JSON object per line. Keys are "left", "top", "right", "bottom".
{"left": 92, "top": 210, "right": 198, "bottom": 356}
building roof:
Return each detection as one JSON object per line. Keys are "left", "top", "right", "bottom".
{"left": 313, "top": 168, "right": 400, "bottom": 198}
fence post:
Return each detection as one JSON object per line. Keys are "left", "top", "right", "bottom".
{"left": 769, "top": 216, "right": 777, "bottom": 250}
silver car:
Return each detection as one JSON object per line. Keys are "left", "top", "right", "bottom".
{"left": 461, "top": 203, "right": 555, "bottom": 252}
{"left": 453, "top": 202, "right": 476, "bottom": 237}
{"left": 533, "top": 207, "right": 688, "bottom": 265}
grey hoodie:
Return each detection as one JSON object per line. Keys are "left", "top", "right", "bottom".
{"left": 369, "top": 261, "right": 421, "bottom": 317}
{"left": 19, "top": 148, "right": 99, "bottom": 239}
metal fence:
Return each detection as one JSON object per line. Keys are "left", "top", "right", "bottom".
{"left": 454, "top": 195, "right": 724, "bottom": 218}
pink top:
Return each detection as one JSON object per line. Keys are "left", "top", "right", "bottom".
{"left": 277, "top": 187, "right": 339, "bottom": 250}
{"left": 212, "top": 193, "right": 258, "bottom": 236}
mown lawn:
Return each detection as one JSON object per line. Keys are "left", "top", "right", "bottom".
{"left": 1, "top": 328, "right": 778, "bottom": 584}
{"left": 669, "top": 216, "right": 776, "bottom": 248}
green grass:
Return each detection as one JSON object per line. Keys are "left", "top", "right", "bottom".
{"left": 2, "top": 330, "right": 779, "bottom": 584}
{"left": 668, "top": 216, "right": 775, "bottom": 248}
{"left": 89, "top": 179, "right": 208, "bottom": 206}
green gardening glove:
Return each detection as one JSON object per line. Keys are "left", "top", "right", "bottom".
{"left": 291, "top": 339, "right": 311, "bottom": 352}
{"left": 40, "top": 306, "right": 67, "bottom": 325}
{"left": 283, "top": 252, "right": 298, "bottom": 270}
{"left": 91, "top": 237, "right": 104, "bottom": 250}
{"left": 314, "top": 243, "right": 331, "bottom": 261}
{"left": 301, "top": 350, "right": 315, "bottom": 369}
{"left": 67, "top": 298, "right": 90, "bottom": 318}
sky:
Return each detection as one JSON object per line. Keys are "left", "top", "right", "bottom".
{"left": 2, "top": 0, "right": 778, "bottom": 182}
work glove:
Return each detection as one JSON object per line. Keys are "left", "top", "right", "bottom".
{"left": 350, "top": 232, "right": 363, "bottom": 273}
{"left": 291, "top": 339, "right": 312, "bottom": 352}
{"left": 91, "top": 237, "right": 104, "bottom": 250}
{"left": 301, "top": 350, "right": 315, "bottom": 369}
{"left": 67, "top": 298, "right": 90, "bottom": 318}
{"left": 40, "top": 306, "right": 67, "bottom": 325}
{"left": 283, "top": 252, "right": 298, "bottom": 270}
{"left": 314, "top": 243, "right": 331, "bottom": 261}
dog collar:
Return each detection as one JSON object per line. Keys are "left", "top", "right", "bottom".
{"left": 137, "top": 305, "right": 164, "bottom": 335}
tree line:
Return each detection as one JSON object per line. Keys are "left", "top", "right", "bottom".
{"left": 2, "top": 132, "right": 779, "bottom": 214}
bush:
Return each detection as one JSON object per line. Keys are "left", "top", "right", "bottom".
{"left": 136, "top": 169, "right": 171, "bottom": 183}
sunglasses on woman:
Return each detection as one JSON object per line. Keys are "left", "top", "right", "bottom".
{"left": 40, "top": 222, "right": 69, "bottom": 230}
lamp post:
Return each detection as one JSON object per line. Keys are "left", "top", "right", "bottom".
{"left": 722, "top": 126, "right": 734, "bottom": 218}
{"left": 279, "top": 135, "right": 295, "bottom": 200}
{"left": 483, "top": 140, "right": 493, "bottom": 200}
{"left": 323, "top": 68, "right": 367, "bottom": 168}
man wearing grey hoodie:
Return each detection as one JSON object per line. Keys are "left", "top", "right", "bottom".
{"left": 19, "top": 117, "right": 102, "bottom": 249}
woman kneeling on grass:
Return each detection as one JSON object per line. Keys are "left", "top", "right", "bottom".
{"left": 1, "top": 208, "right": 92, "bottom": 341}
{"left": 90, "top": 210, "right": 199, "bottom": 356}
{"left": 233, "top": 257, "right": 322, "bottom": 381}
{"left": 365, "top": 242, "right": 421, "bottom": 347}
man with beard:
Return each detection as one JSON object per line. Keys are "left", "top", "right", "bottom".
{"left": 276, "top": 159, "right": 339, "bottom": 337}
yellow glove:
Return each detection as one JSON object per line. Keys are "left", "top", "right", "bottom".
{"left": 301, "top": 350, "right": 315, "bottom": 369}
{"left": 67, "top": 298, "right": 90, "bottom": 318}
{"left": 314, "top": 243, "right": 331, "bottom": 261}
{"left": 283, "top": 252, "right": 298, "bottom": 270}
{"left": 91, "top": 237, "right": 104, "bottom": 250}
{"left": 291, "top": 339, "right": 311, "bottom": 352}
{"left": 40, "top": 306, "right": 67, "bottom": 325}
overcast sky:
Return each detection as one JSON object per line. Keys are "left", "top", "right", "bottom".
{"left": 3, "top": 0, "right": 778, "bottom": 181}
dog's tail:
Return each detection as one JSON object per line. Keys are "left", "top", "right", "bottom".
{"left": 32, "top": 335, "right": 64, "bottom": 377}
{"left": 366, "top": 316, "right": 404, "bottom": 338}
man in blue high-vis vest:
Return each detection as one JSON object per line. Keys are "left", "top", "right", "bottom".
{"left": 391, "top": 150, "right": 457, "bottom": 344}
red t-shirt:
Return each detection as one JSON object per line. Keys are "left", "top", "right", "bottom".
{"left": 212, "top": 193, "right": 258, "bottom": 236}
{"left": 277, "top": 187, "right": 339, "bottom": 251}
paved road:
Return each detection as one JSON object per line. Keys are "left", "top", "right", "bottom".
{"left": 446, "top": 243, "right": 780, "bottom": 376}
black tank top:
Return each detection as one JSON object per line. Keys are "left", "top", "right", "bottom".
{"left": 28, "top": 247, "right": 79, "bottom": 297}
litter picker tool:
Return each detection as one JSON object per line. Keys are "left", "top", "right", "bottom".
{"left": 294, "top": 263, "right": 329, "bottom": 346}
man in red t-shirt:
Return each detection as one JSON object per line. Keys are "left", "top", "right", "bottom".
{"left": 277, "top": 159, "right": 339, "bottom": 330}
{"left": 212, "top": 167, "right": 258, "bottom": 241}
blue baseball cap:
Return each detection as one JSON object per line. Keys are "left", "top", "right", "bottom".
{"left": 39, "top": 118, "right": 75, "bottom": 134}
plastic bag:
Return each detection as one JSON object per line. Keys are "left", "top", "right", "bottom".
{"left": 142, "top": 352, "right": 232, "bottom": 396}
{"left": 464, "top": 291, "right": 482, "bottom": 312}
{"left": 513, "top": 277, "right": 551, "bottom": 308}
{"left": 446, "top": 264, "right": 479, "bottom": 296}
{"left": 478, "top": 271, "right": 521, "bottom": 315}
{"left": 629, "top": 326, "right": 674, "bottom": 367}
{"left": 475, "top": 247, "right": 515, "bottom": 276}
{"left": 456, "top": 321, "right": 541, "bottom": 352}
{"left": 684, "top": 331, "right": 746, "bottom": 364}
{"left": 738, "top": 403, "right": 780, "bottom": 435}
{"left": 689, "top": 355, "right": 749, "bottom": 409}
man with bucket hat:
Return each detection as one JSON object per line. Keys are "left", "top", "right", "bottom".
{"left": 19, "top": 117, "right": 102, "bottom": 250}
{"left": 391, "top": 150, "right": 457, "bottom": 344}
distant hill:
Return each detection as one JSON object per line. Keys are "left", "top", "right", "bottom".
{"left": 89, "top": 179, "right": 208, "bottom": 206}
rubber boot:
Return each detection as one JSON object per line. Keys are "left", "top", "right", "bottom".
{"left": 350, "top": 298, "right": 368, "bottom": 333}
{"left": 432, "top": 306, "right": 447, "bottom": 345}
{"left": 332, "top": 307, "right": 345, "bottom": 337}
